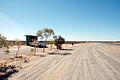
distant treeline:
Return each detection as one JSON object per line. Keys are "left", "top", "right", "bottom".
{"left": 8, "top": 40, "right": 120, "bottom": 45}
{"left": 8, "top": 40, "right": 86, "bottom": 45}
{"left": 8, "top": 40, "right": 25, "bottom": 45}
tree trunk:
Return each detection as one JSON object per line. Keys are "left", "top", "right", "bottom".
{"left": 43, "top": 39, "right": 47, "bottom": 52}
{"left": 51, "top": 44, "right": 52, "bottom": 51}
{"left": 57, "top": 45, "right": 59, "bottom": 49}
{"left": 34, "top": 46, "right": 36, "bottom": 55}
{"left": 57, "top": 44, "right": 61, "bottom": 50}
{"left": 59, "top": 46, "right": 61, "bottom": 50}
{"left": 16, "top": 47, "right": 19, "bottom": 57}
{"left": 43, "top": 47, "right": 45, "bottom": 52}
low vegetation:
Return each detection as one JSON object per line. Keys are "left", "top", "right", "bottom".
{"left": 54, "top": 35, "right": 65, "bottom": 49}
{"left": 0, "top": 29, "right": 66, "bottom": 79}
{"left": 0, "top": 34, "right": 9, "bottom": 48}
{"left": 0, "top": 33, "right": 10, "bottom": 55}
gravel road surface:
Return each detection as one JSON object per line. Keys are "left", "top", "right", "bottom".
{"left": 9, "top": 43, "right": 120, "bottom": 80}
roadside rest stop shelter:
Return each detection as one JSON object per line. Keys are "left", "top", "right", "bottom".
{"left": 25, "top": 35, "right": 38, "bottom": 46}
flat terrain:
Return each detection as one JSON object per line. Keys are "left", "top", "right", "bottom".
{"left": 9, "top": 43, "right": 120, "bottom": 80}
{"left": 0, "top": 46, "right": 33, "bottom": 59}
{"left": 0, "top": 45, "right": 57, "bottom": 59}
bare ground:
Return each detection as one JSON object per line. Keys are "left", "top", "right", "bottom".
{"left": 9, "top": 43, "right": 120, "bottom": 80}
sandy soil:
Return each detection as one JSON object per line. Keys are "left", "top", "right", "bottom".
{"left": 6, "top": 43, "right": 120, "bottom": 80}
{"left": 0, "top": 44, "right": 74, "bottom": 67}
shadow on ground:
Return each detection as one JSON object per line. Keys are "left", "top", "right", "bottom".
{"left": 111, "top": 44, "right": 120, "bottom": 46}
{"left": 40, "top": 55, "right": 46, "bottom": 57}
{"left": 0, "top": 64, "right": 20, "bottom": 80}
{"left": 48, "top": 52, "right": 72, "bottom": 55}
{"left": 0, "top": 77, "right": 8, "bottom": 80}
{"left": 61, "top": 49, "right": 73, "bottom": 51}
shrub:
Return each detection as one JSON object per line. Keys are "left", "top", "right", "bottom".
{"left": 54, "top": 36, "right": 65, "bottom": 49}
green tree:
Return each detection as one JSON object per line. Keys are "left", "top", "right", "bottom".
{"left": 36, "top": 29, "right": 45, "bottom": 52}
{"left": 4, "top": 41, "right": 10, "bottom": 55}
{"left": 47, "top": 28, "right": 55, "bottom": 51}
{"left": 48, "top": 29, "right": 55, "bottom": 40}
{"left": 43, "top": 28, "right": 51, "bottom": 41}
{"left": 36, "top": 29, "right": 44, "bottom": 41}
{"left": 0, "top": 33, "right": 10, "bottom": 55}
{"left": 36, "top": 28, "right": 55, "bottom": 52}
{"left": 0, "top": 33, "right": 7, "bottom": 48}
{"left": 54, "top": 36, "right": 65, "bottom": 49}
{"left": 43, "top": 28, "right": 55, "bottom": 51}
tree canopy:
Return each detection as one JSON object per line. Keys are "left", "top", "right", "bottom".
{"left": 36, "top": 29, "right": 43, "bottom": 40}
{"left": 36, "top": 28, "right": 55, "bottom": 41}
{"left": 54, "top": 35, "right": 65, "bottom": 49}
{"left": 0, "top": 33, "right": 8, "bottom": 48}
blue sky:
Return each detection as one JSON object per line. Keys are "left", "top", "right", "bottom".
{"left": 0, "top": 0, "right": 120, "bottom": 41}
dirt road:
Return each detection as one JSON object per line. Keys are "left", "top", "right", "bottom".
{"left": 9, "top": 43, "right": 120, "bottom": 80}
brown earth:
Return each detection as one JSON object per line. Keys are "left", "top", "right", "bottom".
{"left": 1, "top": 43, "right": 120, "bottom": 80}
